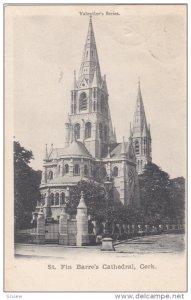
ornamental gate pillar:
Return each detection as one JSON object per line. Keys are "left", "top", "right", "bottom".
{"left": 76, "top": 191, "right": 89, "bottom": 246}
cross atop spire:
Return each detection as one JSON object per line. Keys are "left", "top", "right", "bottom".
{"left": 78, "top": 17, "right": 102, "bottom": 87}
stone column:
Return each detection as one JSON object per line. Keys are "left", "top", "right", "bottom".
{"left": 80, "top": 158, "right": 84, "bottom": 177}
{"left": 69, "top": 159, "right": 73, "bottom": 177}
{"left": 36, "top": 207, "right": 45, "bottom": 244}
{"left": 44, "top": 188, "right": 51, "bottom": 218}
{"left": 59, "top": 206, "right": 68, "bottom": 245}
{"left": 76, "top": 191, "right": 89, "bottom": 246}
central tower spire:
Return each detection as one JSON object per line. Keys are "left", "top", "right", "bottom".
{"left": 78, "top": 16, "right": 102, "bottom": 88}
{"left": 65, "top": 17, "right": 116, "bottom": 158}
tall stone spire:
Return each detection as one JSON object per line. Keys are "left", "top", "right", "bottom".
{"left": 132, "top": 79, "right": 152, "bottom": 174}
{"left": 132, "top": 79, "right": 147, "bottom": 138}
{"left": 78, "top": 17, "right": 102, "bottom": 87}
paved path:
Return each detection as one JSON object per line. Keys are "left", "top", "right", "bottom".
{"left": 14, "top": 234, "right": 185, "bottom": 259}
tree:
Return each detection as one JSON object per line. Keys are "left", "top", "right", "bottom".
{"left": 65, "top": 180, "right": 106, "bottom": 221}
{"left": 66, "top": 180, "right": 143, "bottom": 228}
{"left": 169, "top": 177, "right": 185, "bottom": 223}
{"left": 14, "top": 141, "right": 41, "bottom": 229}
{"left": 138, "top": 162, "right": 171, "bottom": 224}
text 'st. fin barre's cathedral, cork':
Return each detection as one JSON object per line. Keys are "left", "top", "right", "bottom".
{"left": 34, "top": 17, "right": 152, "bottom": 220}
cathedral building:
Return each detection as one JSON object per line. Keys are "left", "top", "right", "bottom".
{"left": 36, "top": 17, "right": 152, "bottom": 220}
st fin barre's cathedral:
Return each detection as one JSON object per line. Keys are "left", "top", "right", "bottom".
{"left": 35, "top": 17, "right": 152, "bottom": 220}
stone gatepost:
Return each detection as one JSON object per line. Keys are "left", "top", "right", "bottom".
{"left": 36, "top": 206, "right": 45, "bottom": 244}
{"left": 76, "top": 191, "right": 89, "bottom": 246}
{"left": 59, "top": 206, "right": 68, "bottom": 245}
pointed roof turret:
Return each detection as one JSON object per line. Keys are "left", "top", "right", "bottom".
{"left": 113, "top": 127, "right": 117, "bottom": 143}
{"left": 148, "top": 124, "right": 151, "bottom": 139}
{"left": 101, "top": 75, "right": 108, "bottom": 93}
{"left": 78, "top": 17, "right": 102, "bottom": 87}
{"left": 72, "top": 70, "right": 78, "bottom": 90}
{"left": 92, "top": 66, "right": 99, "bottom": 88}
{"left": 129, "top": 122, "right": 133, "bottom": 138}
{"left": 132, "top": 79, "right": 148, "bottom": 137}
{"left": 43, "top": 144, "right": 48, "bottom": 161}
{"left": 107, "top": 145, "right": 111, "bottom": 158}
{"left": 142, "top": 120, "right": 148, "bottom": 137}
{"left": 121, "top": 136, "right": 127, "bottom": 157}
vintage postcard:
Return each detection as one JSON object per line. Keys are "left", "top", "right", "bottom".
{"left": 4, "top": 4, "right": 187, "bottom": 292}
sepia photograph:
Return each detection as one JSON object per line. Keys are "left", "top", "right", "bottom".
{"left": 4, "top": 4, "right": 187, "bottom": 293}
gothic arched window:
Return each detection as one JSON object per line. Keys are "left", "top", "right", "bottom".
{"left": 79, "top": 92, "right": 87, "bottom": 111}
{"left": 60, "top": 192, "right": 65, "bottom": 205}
{"left": 85, "top": 122, "right": 91, "bottom": 139}
{"left": 101, "top": 95, "right": 105, "bottom": 113}
{"left": 104, "top": 126, "right": 107, "bottom": 141}
{"left": 50, "top": 193, "right": 54, "bottom": 206}
{"left": 112, "top": 166, "right": 118, "bottom": 177}
{"left": 65, "top": 164, "right": 69, "bottom": 174}
{"left": 55, "top": 193, "right": 59, "bottom": 206}
{"left": 71, "top": 104, "right": 74, "bottom": 114}
{"left": 93, "top": 88, "right": 96, "bottom": 98}
{"left": 74, "top": 103, "right": 77, "bottom": 114}
{"left": 99, "top": 123, "right": 103, "bottom": 140}
{"left": 84, "top": 165, "right": 89, "bottom": 176}
{"left": 74, "top": 164, "right": 80, "bottom": 175}
{"left": 135, "top": 140, "right": 139, "bottom": 154}
{"left": 48, "top": 170, "right": 53, "bottom": 180}
{"left": 74, "top": 123, "right": 80, "bottom": 139}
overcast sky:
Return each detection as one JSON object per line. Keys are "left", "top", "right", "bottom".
{"left": 10, "top": 5, "right": 186, "bottom": 178}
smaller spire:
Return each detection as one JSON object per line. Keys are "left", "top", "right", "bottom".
{"left": 107, "top": 145, "right": 111, "bottom": 158}
{"left": 129, "top": 122, "right": 133, "bottom": 138}
{"left": 92, "top": 66, "right": 99, "bottom": 87}
{"left": 148, "top": 123, "right": 151, "bottom": 139}
{"left": 101, "top": 74, "right": 108, "bottom": 93}
{"left": 113, "top": 127, "right": 117, "bottom": 142}
{"left": 142, "top": 120, "right": 148, "bottom": 136}
{"left": 73, "top": 70, "right": 77, "bottom": 90}
{"left": 137, "top": 77, "right": 142, "bottom": 101}
{"left": 121, "top": 136, "right": 126, "bottom": 156}
{"left": 44, "top": 144, "right": 48, "bottom": 161}
{"left": 48, "top": 143, "right": 54, "bottom": 157}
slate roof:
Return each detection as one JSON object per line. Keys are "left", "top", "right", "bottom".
{"left": 102, "top": 142, "right": 129, "bottom": 159}
{"left": 49, "top": 140, "right": 93, "bottom": 160}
